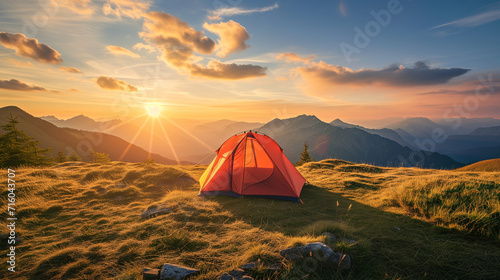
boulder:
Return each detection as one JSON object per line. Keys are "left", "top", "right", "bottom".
{"left": 218, "top": 273, "right": 234, "bottom": 280}
{"left": 228, "top": 268, "right": 245, "bottom": 278}
{"left": 280, "top": 242, "right": 351, "bottom": 270}
{"left": 159, "top": 263, "right": 199, "bottom": 280}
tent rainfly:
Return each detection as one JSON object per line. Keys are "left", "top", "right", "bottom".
{"left": 199, "top": 131, "right": 306, "bottom": 202}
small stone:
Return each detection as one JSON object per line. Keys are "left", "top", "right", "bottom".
{"left": 228, "top": 268, "right": 245, "bottom": 278}
{"left": 143, "top": 267, "right": 160, "bottom": 280}
{"left": 241, "top": 261, "right": 258, "bottom": 271}
{"left": 280, "top": 242, "right": 351, "bottom": 270}
{"left": 159, "top": 263, "right": 199, "bottom": 280}
{"left": 218, "top": 273, "right": 235, "bottom": 280}
{"left": 142, "top": 207, "right": 171, "bottom": 219}
{"left": 321, "top": 232, "right": 336, "bottom": 243}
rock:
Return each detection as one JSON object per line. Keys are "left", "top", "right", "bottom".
{"left": 159, "top": 263, "right": 199, "bottom": 280}
{"left": 228, "top": 268, "right": 245, "bottom": 278}
{"left": 218, "top": 273, "right": 235, "bottom": 280}
{"left": 142, "top": 205, "right": 171, "bottom": 219}
{"left": 280, "top": 242, "right": 351, "bottom": 270}
{"left": 143, "top": 267, "right": 160, "bottom": 280}
{"left": 241, "top": 261, "right": 258, "bottom": 271}
{"left": 321, "top": 232, "right": 336, "bottom": 243}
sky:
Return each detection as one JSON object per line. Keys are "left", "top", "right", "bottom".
{"left": 0, "top": 0, "right": 499, "bottom": 123}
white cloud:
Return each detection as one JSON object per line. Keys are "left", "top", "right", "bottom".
{"left": 432, "top": 9, "right": 500, "bottom": 29}
{"left": 209, "top": 3, "right": 278, "bottom": 19}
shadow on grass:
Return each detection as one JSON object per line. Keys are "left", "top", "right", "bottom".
{"left": 208, "top": 184, "right": 500, "bottom": 280}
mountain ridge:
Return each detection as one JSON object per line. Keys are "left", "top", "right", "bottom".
{"left": 0, "top": 106, "right": 181, "bottom": 164}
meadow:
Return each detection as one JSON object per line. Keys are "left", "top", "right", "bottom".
{"left": 1, "top": 160, "right": 499, "bottom": 279}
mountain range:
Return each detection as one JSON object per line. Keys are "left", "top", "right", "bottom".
{"left": 3, "top": 106, "right": 500, "bottom": 168}
{"left": 257, "top": 115, "right": 462, "bottom": 169}
{"left": 1, "top": 106, "right": 180, "bottom": 164}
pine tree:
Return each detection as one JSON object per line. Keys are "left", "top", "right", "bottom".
{"left": 295, "top": 141, "right": 314, "bottom": 166}
{"left": 91, "top": 149, "right": 110, "bottom": 164}
{"left": 0, "top": 114, "right": 52, "bottom": 167}
{"left": 68, "top": 152, "right": 81, "bottom": 161}
{"left": 56, "top": 151, "right": 67, "bottom": 163}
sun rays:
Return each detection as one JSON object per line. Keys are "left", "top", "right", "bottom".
{"left": 115, "top": 105, "right": 216, "bottom": 164}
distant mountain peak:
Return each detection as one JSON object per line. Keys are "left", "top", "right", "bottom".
{"left": 330, "top": 118, "right": 361, "bottom": 129}
{"left": 67, "top": 114, "right": 94, "bottom": 121}
{"left": 331, "top": 118, "right": 346, "bottom": 124}
{"left": 40, "top": 115, "right": 60, "bottom": 121}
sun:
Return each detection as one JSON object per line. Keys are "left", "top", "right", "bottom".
{"left": 145, "top": 103, "right": 162, "bottom": 118}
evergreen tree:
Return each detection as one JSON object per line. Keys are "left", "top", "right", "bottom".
{"left": 68, "top": 152, "right": 81, "bottom": 161}
{"left": 91, "top": 149, "right": 110, "bottom": 164}
{"left": 295, "top": 141, "right": 314, "bottom": 166}
{"left": 0, "top": 114, "right": 52, "bottom": 167}
{"left": 56, "top": 151, "right": 67, "bottom": 163}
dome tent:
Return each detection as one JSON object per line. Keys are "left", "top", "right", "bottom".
{"left": 199, "top": 131, "right": 306, "bottom": 202}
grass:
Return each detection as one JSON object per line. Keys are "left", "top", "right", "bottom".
{"left": 458, "top": 158, "right": 500, "bottom": 172}
{"left": 0, "top": 160, "right": 499, "bottom": 279}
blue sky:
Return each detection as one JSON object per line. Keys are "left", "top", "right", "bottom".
{"left": 0, "top": 0, "right": 499, "bottom": 121}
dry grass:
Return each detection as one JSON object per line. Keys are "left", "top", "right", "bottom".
{"left": 0, "top": 160, "right": 499, "bottom": 279}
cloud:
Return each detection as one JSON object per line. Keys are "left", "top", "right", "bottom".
{"left": 106, "top": 45, "right": 140, "bottom": 58}
{"left": 0, "top": 79, "right": 46, "bottom": 91}
{"left": 339, "top": 0, "right": 348, "bottom": 17}
{"left": 96, "top": 76, "right": 137, "bottom": 91}
{"left": 298, "top": 61, "right": 470, "bottom": 88}
{"left": 103, "top": 0, "right": 150, "bottom": 19}
{"left": 133, "top": 42, "right": 155, "bottom": 53}
{"left": 188, "top": 60, "right": 266, "bottom": 80}
{"left": 52, "top": 0, "right": 94, "bottom": 16}
{"left": 60, "top": 66, "right": 83, "bottom": 74}
{"left": 140, "top": 11, "right": 266, "bottom": 80}
{"left": 140, "top": 11, "right": 216, "bottom": 68}
{"left": 277, "top": 52, "right": 316, "bottom": 64}
{"left": 5, "top": 58, "right": 32, "bottom": 67}
{"left": 432, "top": 9, "right": 500, "bottom": 29}
{"left": 203, "top": 20, "right": 249, "bottom": 57}
{"left": 0, "top": 32, "right": 62, "bottom": 64}
{"left": 209, "top": 3, "right": 278, "bottom": 18}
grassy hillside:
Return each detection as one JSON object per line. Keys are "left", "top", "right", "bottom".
{"left": 1, "top": 161, "right": 499, "bottom": 279}
{"left": 457, "top": 158, "right": 500, "bottom": 172}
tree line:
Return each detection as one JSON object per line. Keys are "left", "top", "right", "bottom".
{"left": 0, "top": 114, "right": 109, "bottom": 168}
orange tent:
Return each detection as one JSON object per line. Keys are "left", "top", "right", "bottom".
{"left": 199, "top": 131, "right": 306, "bottom": 202}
